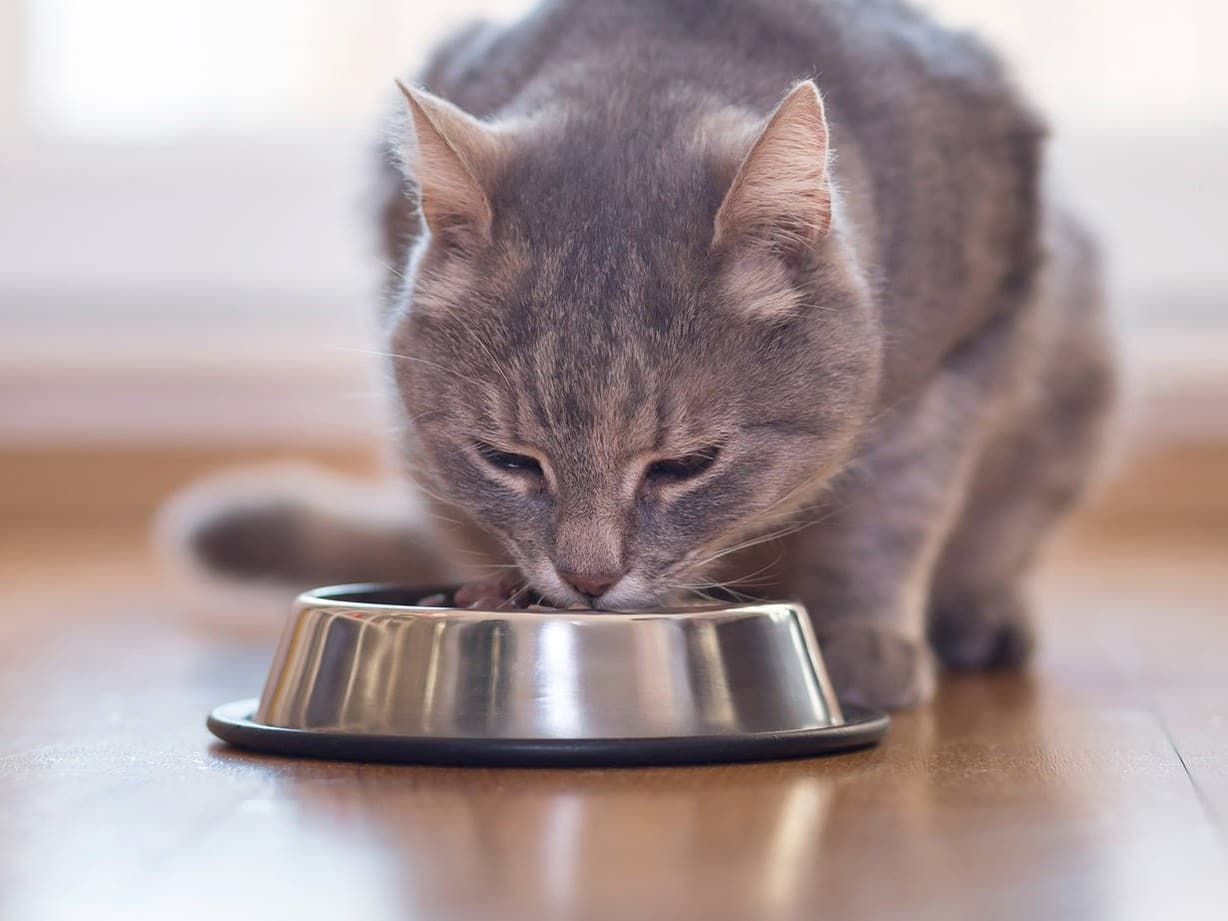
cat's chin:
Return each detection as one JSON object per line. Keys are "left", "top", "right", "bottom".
{"left": 587, "top": 578, "right": 680, "bottom": 612}
{"left": 518, "top": 562, "right": 722, "bottom": 612}
{"left": 526, "top": 575, "right": 672, "bottom": 612}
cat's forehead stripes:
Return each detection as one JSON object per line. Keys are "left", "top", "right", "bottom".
{"left": 515, "top": 343, "right": 670, "bottom": 460}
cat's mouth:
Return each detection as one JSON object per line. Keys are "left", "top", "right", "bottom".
{"left": 417, "top": 577, "right": 586, "bottom": 611}
{"left": 418, "top": 572, "right": 708, "bottom": 612}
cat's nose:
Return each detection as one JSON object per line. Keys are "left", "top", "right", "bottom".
{"left": 558, "top": 570, "right": 619, "bottom": 599}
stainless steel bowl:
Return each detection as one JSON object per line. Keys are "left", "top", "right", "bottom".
{"left": 208, "top": 584, "right": 888, "bottom": 766}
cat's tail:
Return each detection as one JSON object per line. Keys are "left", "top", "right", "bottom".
{"left": 154, "top": 464, "right": 456, "bottom": 632}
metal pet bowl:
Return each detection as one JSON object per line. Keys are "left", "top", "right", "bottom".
{"left": 208, "top": 584, "right": 888, "bottom": 767}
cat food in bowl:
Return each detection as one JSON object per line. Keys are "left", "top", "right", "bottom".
{"left": 416, "top": 575, "right": 588, "bottom": 611}
{"left": 207, "top": 583, "right": 888, "bottom": 766}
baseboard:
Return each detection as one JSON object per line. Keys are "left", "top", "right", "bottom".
{"left": 2, "top": 442, "right": 1224, "bottom": 535}
{"left": 0, "top": 444, "right": 381, "bottom": 527}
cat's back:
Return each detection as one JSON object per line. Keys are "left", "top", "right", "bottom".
{"left": 421, "top": 0, "right": 1026, "bottom": 128}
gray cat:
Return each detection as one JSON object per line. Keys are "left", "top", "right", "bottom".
{"left": 172, "top": 0, "right": 1114, "bottom": 709}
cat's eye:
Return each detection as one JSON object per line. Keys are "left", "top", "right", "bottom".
{"left": 475, "top": 441, "right": 544, "bottom": 477}
{"left": 646, "top": 448, "right": 720, "bottom": 483}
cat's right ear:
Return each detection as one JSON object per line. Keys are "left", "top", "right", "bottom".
{"left": 394, "top": 81, "right": 500, "bottom": 253}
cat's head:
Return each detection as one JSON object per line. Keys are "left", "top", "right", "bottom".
{"left": 387, "top": 80, "right": 881, "bottom": 608}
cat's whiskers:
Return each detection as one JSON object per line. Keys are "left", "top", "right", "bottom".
{"left": 380, "top": 260, "right": 409, "bottom": 282}
{"left": 401, "top": 469, "right": 456, "bottom": 505}
{"left": 400, "top": 502, "right": 466, "bottom": 527}
{"left": 447, "top": 546, "right": 518, "bottom": 570}
{"left": 690, "top": 518, "right": 814, "bottom": 571}
{"left": 718, "top": 548, "right": 787, "bottom": 589}
{"left": 403, "top": 265, "right": 513, "bottom": 381}
{"left": 665, "top": 545, "right": 785, "bottom": 606}
{"left": 332, "top": 346, "right": 488, "bottom": 391}
{"left": 667, "top": 579, "right": 750, "bottom": 603}
{"left": 698, "top": 475, "right": 833, "bottom": 561}
{"left": 687, "top": 484, "right": 855, "bottom": 583}
{"left": 337, "top": 330, "right": 523, "bottom": 411}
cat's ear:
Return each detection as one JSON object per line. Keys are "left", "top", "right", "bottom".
{"left": 395, "top": 81, "right": 499, "bottom": 251}
{"left": 713, "top": 80, "right": 832, "bottom": 254}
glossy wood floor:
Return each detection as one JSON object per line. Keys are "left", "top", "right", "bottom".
{"left": 2, "top": 506, "right": 1226, "bottom": 919}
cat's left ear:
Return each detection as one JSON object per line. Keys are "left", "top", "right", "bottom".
{"left": 394, "top": 81, "right": 501, "bottom": 252}
{"left": 713, "top": 80, "right": 832, "bottom": 254}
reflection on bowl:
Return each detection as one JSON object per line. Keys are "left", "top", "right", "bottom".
{"left": 208, "top": 584, "right": 889, "bottom": 766}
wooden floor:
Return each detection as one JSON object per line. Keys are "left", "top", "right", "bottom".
{"left": 2, "top": 506, "right": 1227, "bottom": 918}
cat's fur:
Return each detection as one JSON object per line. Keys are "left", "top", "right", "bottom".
{"left": 167, "top": 0, "right": 1114, "bottom": 709}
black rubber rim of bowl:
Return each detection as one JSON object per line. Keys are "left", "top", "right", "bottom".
{"left": 206, "top": 698, "right": 889, "bottom": 768}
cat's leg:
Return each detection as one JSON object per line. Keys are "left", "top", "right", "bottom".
{"left": 927, "top": 284, "right": 1114, "bottom": 670}
{"left": 925, "top": 400, "right": 1108, "bottom": 670}
{"left": 785, "top": 308, "right": 1038, "bottom": 710}
{"left": 926, "top": 389, "right": 1112, "bottom": 668}
{"left": 787, "top": 372, "right": 993, "bottom": 709}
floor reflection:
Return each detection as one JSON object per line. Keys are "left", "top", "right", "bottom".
{"left": 208, "top": 745, "right": 843, "bottom": 921}
{"left": 204, "top": 666, "right": 1228, "bottom": 921}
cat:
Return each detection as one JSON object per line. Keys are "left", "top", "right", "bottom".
{"left": 165, "top": 0, "right": 1114, "bottom": 709}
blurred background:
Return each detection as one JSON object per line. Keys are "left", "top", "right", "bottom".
{"left": 1, "top": 0, "right": 1225, "bottom": 560}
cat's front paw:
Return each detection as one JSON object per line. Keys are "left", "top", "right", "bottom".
{"left": 815, "top": 621, "right": 935, "bottom": 710}
{"left": 928, "top": 590, "right": 1035, "bottom": 670}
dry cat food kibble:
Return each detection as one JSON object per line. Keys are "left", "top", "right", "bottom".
{"left": 418, "top": 576, "right": 588, "bottom": 611}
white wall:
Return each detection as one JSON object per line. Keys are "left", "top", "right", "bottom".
{"left": 1, "top": 0, "right": 1223, "bottom": 444}
{"left": 928, "top": 0, "right": 1228, "bottom": 307}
